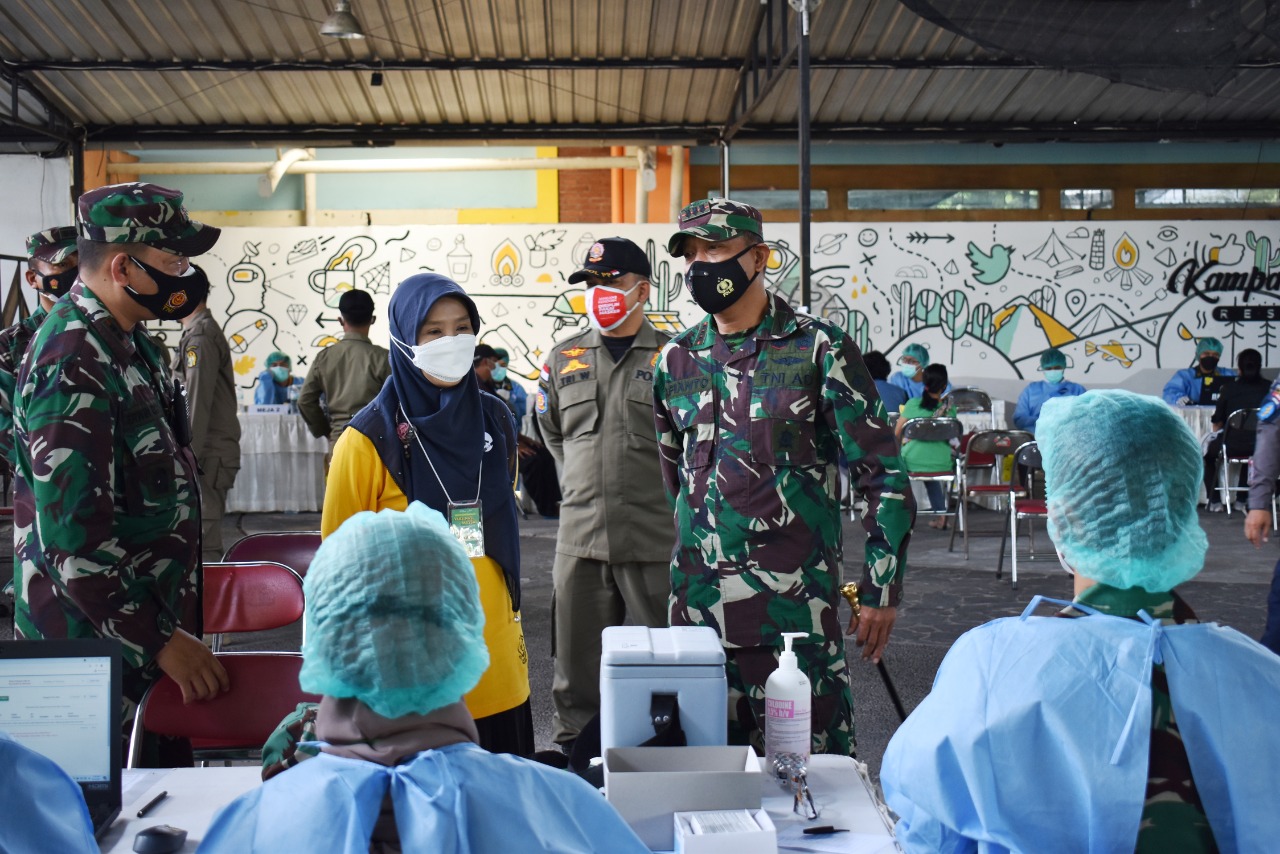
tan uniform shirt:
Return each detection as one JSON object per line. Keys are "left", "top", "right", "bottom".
{"left": 537, "top": 321, "right": 672, "bottom": 563}
{"left": 173, "top": 308, "right": 241, "bottom": 464}
{"left": 298, "top": 332, "right": 390, "bottom": 443}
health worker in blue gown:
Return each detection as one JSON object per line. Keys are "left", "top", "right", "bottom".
{"left": 1012, "top": 348, "right": 1086, "bottom": 433}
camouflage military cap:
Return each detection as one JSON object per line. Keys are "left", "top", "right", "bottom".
{"left": 25, "top": 226, "right": 78, "bottom": 264}
{"left": 76, "top": 182, "right": 220, "bottom": 256}
{"left": 666, "top": 198, "right": 764, "bottom": 256}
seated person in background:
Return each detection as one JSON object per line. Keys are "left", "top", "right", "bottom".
{"left": 863, "top": 350, "right": 907, "bottom": 417}
{"left": 490, "top": 346, "right": 528, "bottom": 417}
{"left": 894, "top": 364, "right": 957, "bottom": 530}
{"left": 1162, "top": 336, "right": 1236, "bottom": 406}
{"left": 202, "top": 502, "right": 647, "bottom": 854}
{"left": 1013, "top": 347, "right": 1086, "bottom": 433}
{"left": 881, "top": 389, "right": 1280, "bottom": 853}
{"left": 887, "top": 342, "right": 931, "bottom": 399}
{"left": 254, "top": 350, "right": 304, "bottom": 406}
{"left": 1204, "top": 347, "right": 1271, "bottom": 510}
{"left": 0, "top": 733, "right": 98, "bottom": 854}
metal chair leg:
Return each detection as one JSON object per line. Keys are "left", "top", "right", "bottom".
{"left": 1011, "top": 511, "right": 1020, "bottom": 590}
{"left": 996, "top": 499, "right": 1009, "bottom": 580}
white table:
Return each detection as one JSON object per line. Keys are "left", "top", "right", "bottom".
{"left": 756, "top": 755, "right": 897, "bottom": 853}
{"left": 226, "top": 412, "right": 328, "bottom": 513}
{"left": 1171, "top": 404, "right": 1218, "bottom": 445}
{"left": 100, "top": 766, "right": 261, "bottom": 853}
{"left": 99, "top": 755, "right": 896, "bottom": 854}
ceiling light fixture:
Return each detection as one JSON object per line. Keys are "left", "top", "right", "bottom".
{"left": 320, "top": 0, "right": 365, "bottom": 39}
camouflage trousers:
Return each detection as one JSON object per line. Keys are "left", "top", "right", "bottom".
{"left": 724, "top": 636, "right": 855, "bottom": 757}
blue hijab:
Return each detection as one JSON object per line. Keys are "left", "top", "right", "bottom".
{"left": 349, "top": 274, "right": 521, "bottom": 610}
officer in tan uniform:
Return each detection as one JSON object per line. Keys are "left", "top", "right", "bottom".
{"left": 298, "top": 288, "right": 390, "bottom": 455}
{"left": 174, "top": 296, "right": 241, "bottom": 562}
{"left": 536, "top": 237, "right": 674, "bottom": 751}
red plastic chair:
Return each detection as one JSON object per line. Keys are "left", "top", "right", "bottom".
{"left": 203, "top": 561, "right": 305, "bottom": 653}
{"left": 223, "top": 531, "right": 321, "bottom": 578}
{"left": 998, "top": 441, "right": 1049, "bottom": 589}
{"left": 948, "top": 429, "right": 1034, "bottom": 558}
{"left": 127, "top": 652, "right": 320, "bottom": 768}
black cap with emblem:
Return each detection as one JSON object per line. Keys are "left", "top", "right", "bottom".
{"left": 567, "top": 236, "right": 651, "bottom": 284}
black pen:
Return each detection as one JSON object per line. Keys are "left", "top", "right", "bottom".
{"left": 137, "top": 790, "right": 168, "bottom": 818}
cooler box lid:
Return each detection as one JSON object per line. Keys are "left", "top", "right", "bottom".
{"left": 602, "top": 626, "right": 726, "bottom": 667}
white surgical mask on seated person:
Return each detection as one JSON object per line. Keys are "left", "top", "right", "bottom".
{"left": 900, "top": 362, "right": 919, "bottom": 379}
{"left": 392, "top": 333, "right": 478, "bottom": 384}
{"left": 1044, "top": 369, "right": 1065, "bottom": 384}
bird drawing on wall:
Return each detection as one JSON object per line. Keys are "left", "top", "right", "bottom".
{"left": 967, "top": 241, "right": 1014, "bottom": 285}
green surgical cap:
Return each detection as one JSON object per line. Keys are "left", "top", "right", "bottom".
{"left": 300, "top": 502, "right": 489, "bottom": 719}
{"left": 1039, "top": 348, "right": 1067, "bottom": 369}
{"left": 266, "top": 350, "right": 290, "bottom": 367}
{"left": 491, "top": 347, "right": 509, "bottom": 361}
{"left": 1196, "top": 337, "right": 1224, "bottom": 357}
{"left": 902, "top": 343, "right": 930, "bottom": 367}
{"left": 1038, "top": 390, "right": 1206, "bottom": 592}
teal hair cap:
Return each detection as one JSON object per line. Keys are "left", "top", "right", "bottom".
{"left": 1038, "top": 390, "right": 1206, "bottom": 592}
{"left": 300, "top": 502, "right": 489, "bottom": 719}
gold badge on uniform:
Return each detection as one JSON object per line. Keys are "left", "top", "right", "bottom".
{"left": 650, "top": 352, "right": 660, "bottom": 368}
{"left": 185, "top": 346, "right": 198, "bottom": 368}
{"left": 560, "top": 358, "right": 591, "bottom": 375}
{"left": 561, "top": 346, "right": 588, "bottom": 358}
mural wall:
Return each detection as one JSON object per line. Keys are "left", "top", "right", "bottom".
{"left": 180, "top": 221, "right": 1280, "bottom": 404}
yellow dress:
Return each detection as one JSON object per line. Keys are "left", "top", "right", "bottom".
{"left": 321, "top": 428, "right": 530, "bottom": 719}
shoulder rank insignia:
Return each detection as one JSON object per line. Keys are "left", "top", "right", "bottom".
{"left": 650, "top": 351, "right": 660, "bottom": 368}
{"left": 560, "top": 358, "right": 591, "bottom": 375}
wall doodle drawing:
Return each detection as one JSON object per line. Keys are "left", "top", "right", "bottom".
{"left": 159, "top": 221, "right": 1279, "bottom": 406}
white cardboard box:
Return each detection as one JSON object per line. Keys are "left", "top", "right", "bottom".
{"left": 604, "top": 746, "right": 763, "bottom": 852}
{"left": 673, "top": 809, "right": 777, "bottom": 854}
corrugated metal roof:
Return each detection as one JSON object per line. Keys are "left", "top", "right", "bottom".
{"left": 2, "top": 0, "right": 1279, "bottom": 150}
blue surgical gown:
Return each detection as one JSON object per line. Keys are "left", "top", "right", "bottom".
{"left": 874, "top": 379, "right": 908, "bottom": 418}
{"left": 881, "top": 611, "right": 1280, "bottom": 854}
{"left": 1162, "top": 367, "right": 1237, "bottom": 406}
{"left": 0, "top": 733, "right": 98, "bottom": 854}
{"left": 199, "top": 742, "right": 649, "bottom": 853}
{"left": 254, "top": 372, "right": 304, "bottom": 405}
{"left": 1013, "top": 379, "right": 1087, "bottom": 433}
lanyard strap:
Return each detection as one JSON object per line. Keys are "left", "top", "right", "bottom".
{"left": 399, "top": 404, "right": 483, "bottom": 504}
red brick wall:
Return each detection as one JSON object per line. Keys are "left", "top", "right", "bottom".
{"left": 558, "top": 146, "right": 614, "bottom": 223}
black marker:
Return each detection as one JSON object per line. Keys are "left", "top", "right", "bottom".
{"left": 137, "top": 790, "right": 168, "bottom": 818}
{"left": 802, "top": 825, "right": 849, "bottom": 835}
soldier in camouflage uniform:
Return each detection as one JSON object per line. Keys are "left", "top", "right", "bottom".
{"left": 0, "top": 226, "right": 78, "bottom": 467}
{"left": 13, "top": 183, "right": 230, "bottom": 736}
{"left": 654, "top": 199, "right": 915, "bottom": 755}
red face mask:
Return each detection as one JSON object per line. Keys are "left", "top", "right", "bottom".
{"left": 586, "top": 282, "right": 639, "bottom": 332}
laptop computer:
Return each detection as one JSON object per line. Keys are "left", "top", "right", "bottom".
{"left": 0, "top": 638, "right": 123, "bottom": 838}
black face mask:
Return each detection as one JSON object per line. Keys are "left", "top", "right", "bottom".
{"left": 685, "top": 243, "right": 762, "bottom": 314}
{"left": 37, "top": 267, "right": 77, "bottom": 296}
{"left": 125, "top": 256, "right": 209, "bottom": 321}
{"left": 1199, "top": 356, "right": 1220, "bottom": 373}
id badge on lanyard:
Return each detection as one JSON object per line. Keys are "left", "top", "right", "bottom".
{"left": 448, "top": 499, "right": 485, "bottom": 558}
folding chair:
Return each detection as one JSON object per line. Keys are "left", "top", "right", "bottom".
{"left": 203, "top": 561, "right": 305, "bottom": 653}
{"left": 1220, "top": 408, "right": 1261, "bottom": 516}
{"left": 940, "top": 387, "right": 992, "bottom": 415}
{"left": 998, "top": 441, "right": 1049, "bottom": 589}
{"left": 949, "top": 429, "right": 1034, "bottom": 558}
{"left": 223, "top": 531, "right": 321, "bottom": 578}
{"left": 128, "top": 652, "right": 321, "bottom": 768}
{"left": 900, "top": 417, "right": 964, "bottom": 531}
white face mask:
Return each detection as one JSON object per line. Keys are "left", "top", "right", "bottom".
{"left": 1056, "top": 550, "right": 1075, "bottom": 576}
{"left": 392, "top": 333, "right": 478, "bottom": 384}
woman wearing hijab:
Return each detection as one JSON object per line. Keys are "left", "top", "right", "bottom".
{"left": 322, "top": 273, "right": 532, "bottom": 756}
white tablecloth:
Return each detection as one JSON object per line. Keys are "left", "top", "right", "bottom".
{"left": 1172, "top": 405, "right": 1217, "bottom": 445}
{"left": 226, "top": 413, "right": 328, "bottom": 513}
{"left": 955, "top": 399, "right": 1010, "bottom": 433}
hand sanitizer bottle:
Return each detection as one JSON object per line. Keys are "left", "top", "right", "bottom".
{"left": 765, "top": 632, "right": 812, "bottom": 767}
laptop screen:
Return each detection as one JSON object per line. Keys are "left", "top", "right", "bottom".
{"left": 0, "top": 639, "right": 123, "bottom": 833}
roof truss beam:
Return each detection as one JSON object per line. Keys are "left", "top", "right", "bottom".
{"left": 721, "top": 0, "right": 800, "bottom": 142}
